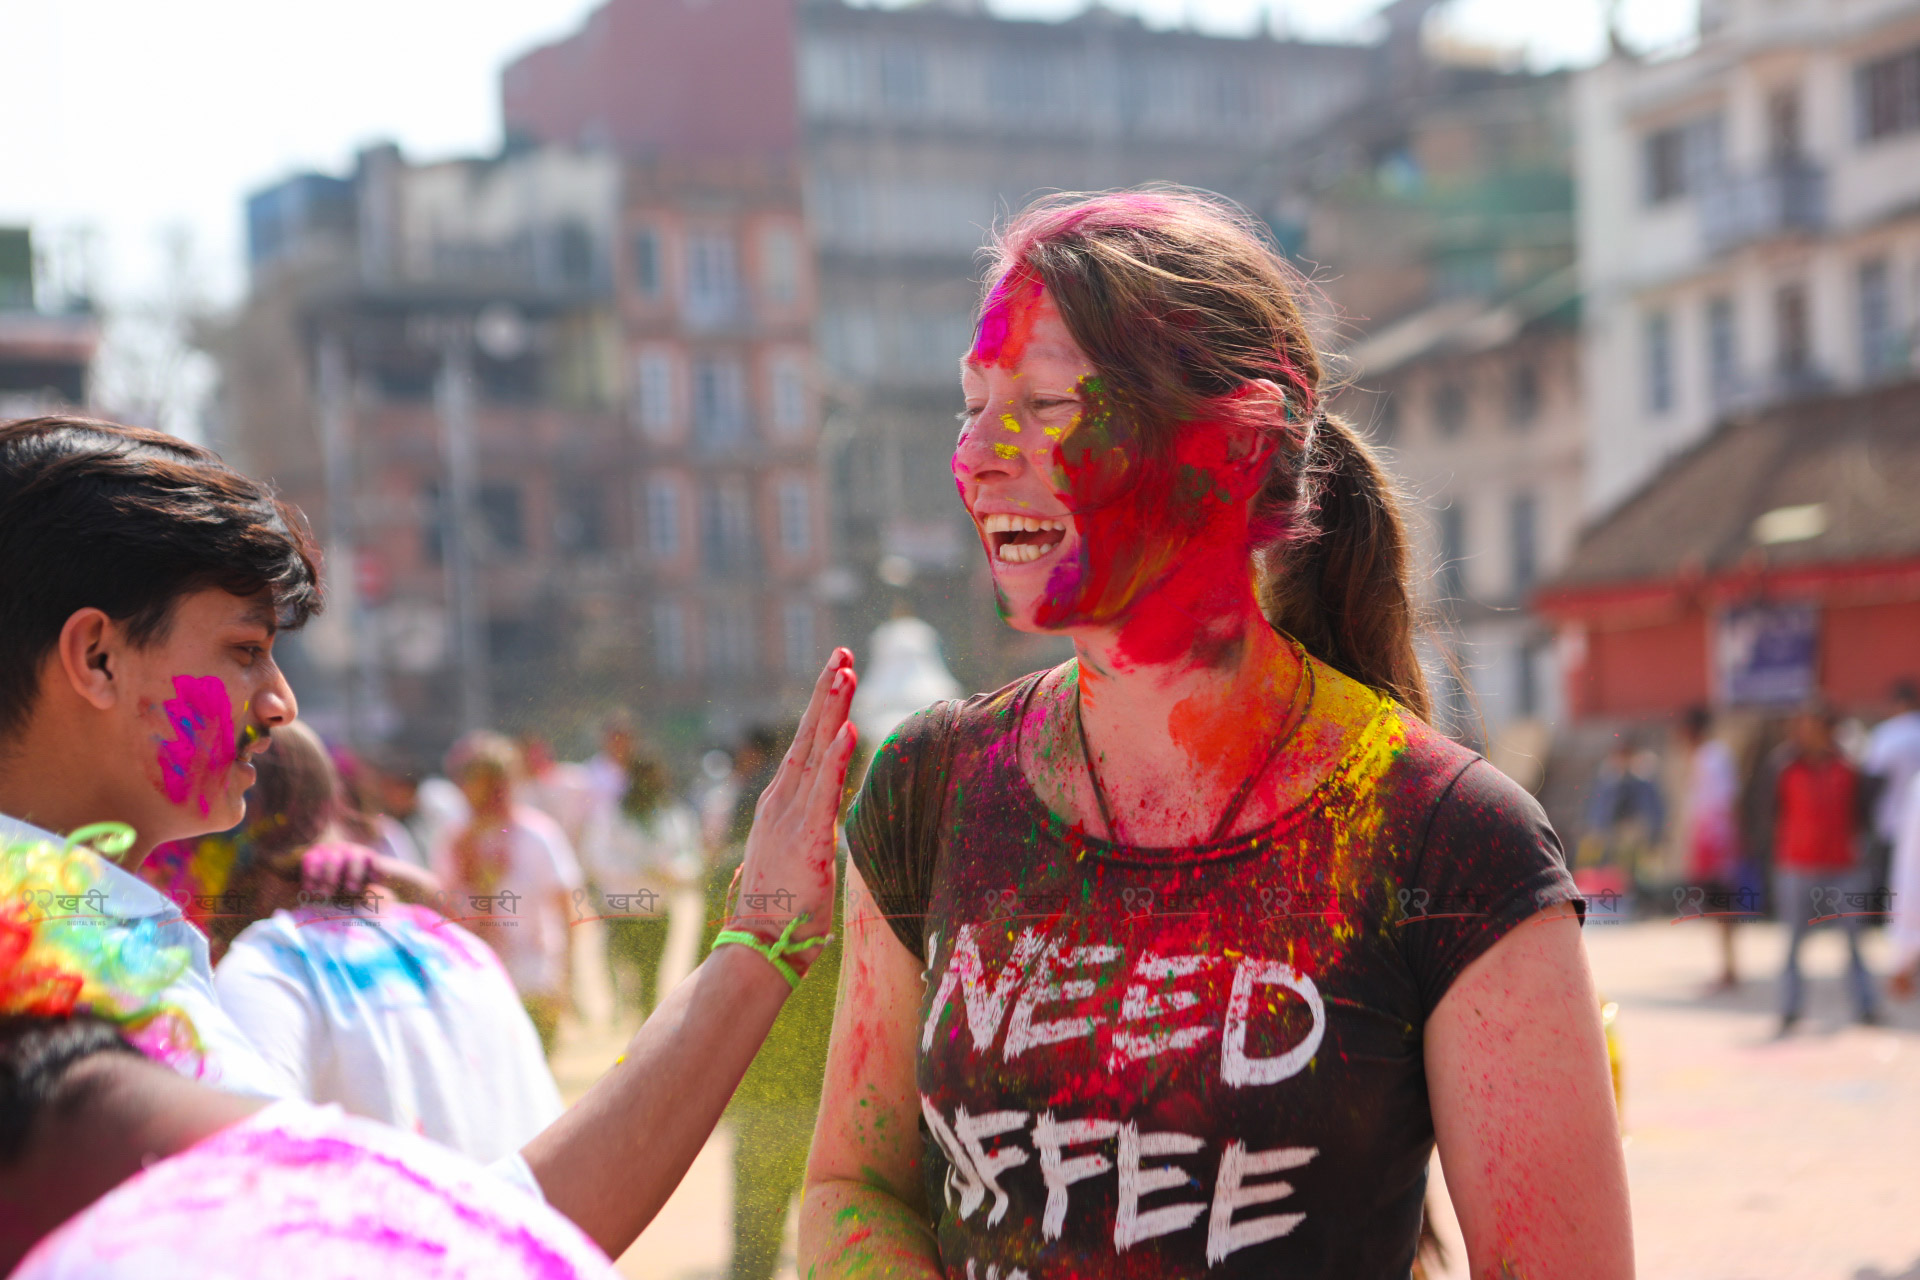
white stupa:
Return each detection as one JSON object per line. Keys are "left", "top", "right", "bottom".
{"left": 851, "top": 616, "right": 964, "bottom": 748}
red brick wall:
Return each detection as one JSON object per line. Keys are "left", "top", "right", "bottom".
{"left": 500, "top": 0, "right": 798, "bottom": 160}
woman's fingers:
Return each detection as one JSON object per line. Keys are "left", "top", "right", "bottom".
{"left": 762, "top": 649, "right": 853, "bottom": 810}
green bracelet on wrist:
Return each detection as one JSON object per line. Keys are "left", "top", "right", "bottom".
{"left": 711, "top": 913, "right": 828, "bottom": 989}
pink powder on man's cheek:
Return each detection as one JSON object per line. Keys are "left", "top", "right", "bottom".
{"left": 155, "top": 675, "right": 239, "bottom": 817}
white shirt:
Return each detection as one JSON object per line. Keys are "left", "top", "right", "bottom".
{"left": 15, "top": 1100, "right": 613, "bottom": 1279}
{"left": 430, "top": 804, "right": 584, "bottom": 997}
{"left": 215, "top": 902, "right": 564, "bottom": 1162}
{"left": 1890, "top": 778, "right": 1920, "bottom": 973}
{"left": 0, "top": 813, "right": 286, "bottom": 1100}
{"left": 1865, "top": 711, "right": 1920, "bottom": 842}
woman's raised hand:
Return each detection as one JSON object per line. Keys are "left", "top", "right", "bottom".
{"left": 728, "top": 648, "right": 858, "bottom": 971}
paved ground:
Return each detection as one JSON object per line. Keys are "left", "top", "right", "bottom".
{"left": 554, "top": 911, "right": 1920, "bottom": 1280}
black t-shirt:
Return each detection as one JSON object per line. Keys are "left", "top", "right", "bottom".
{"left": 848, "top": 656, "right": 1580, "bottom": 1280}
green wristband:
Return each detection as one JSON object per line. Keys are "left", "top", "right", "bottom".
{"left": 711, "top": 913, "right": 828, "bottom": 990}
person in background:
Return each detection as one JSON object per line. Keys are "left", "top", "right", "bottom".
{"left": 434, "top": 732, "right": 584, "bottom": 1054}
{"left": 1680, "top": 705, "right": 1744, "bottom": 989}
{"left": 578, "top": 734, "right": 700, "bottom": 1017}
{"left": 213, "top": 721, "right": 564, "bottom": 1162}
{"left": 1580, "top": 739, "right": 1665, "bottom": 911}
{"left": 1889, "top": 772, "right": 1920, "bottom": 998}
{"left": 1863, "top": 679, "right": 1920, "bottom": 903}
{"left": 1775, "top": 705, "right": 1880, "bottom": 1032}
{"left": 519, "top": 732, "right": 595, "bottom": 851}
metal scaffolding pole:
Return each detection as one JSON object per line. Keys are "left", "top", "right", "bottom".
{"left": 436, "top": 321, "right": 491, "bottom": 734}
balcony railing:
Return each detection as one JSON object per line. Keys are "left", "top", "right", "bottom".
{"left": 1698, "top": 161, "right": 1826, "bottom": 255}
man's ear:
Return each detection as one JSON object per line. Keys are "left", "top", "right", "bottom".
{"left": 55, "top": 608, "right": 122, "bottom": 712}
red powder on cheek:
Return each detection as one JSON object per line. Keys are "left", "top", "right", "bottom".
{"left": 970, "top": 265, "right": 1045, "bottom": 368}
{"left": 1035, "top": 382, "right": 1255, "bottom": 665}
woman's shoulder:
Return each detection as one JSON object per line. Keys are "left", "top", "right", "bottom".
{"left": 1303, "top": 656, "right": 1484, "bottom": 804}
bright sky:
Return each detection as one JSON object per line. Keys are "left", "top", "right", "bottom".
{"left": 0, "top": 0, "right": 1696, "bottom": 311}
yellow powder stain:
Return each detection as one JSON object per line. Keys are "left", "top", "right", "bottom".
{"left": 1043, "top": 427, "right": 1063, "bottom": 438}
{"left": 992, "top": 442, "right": 1021, "bottom": 460}
{"left": 1311, "top": 673, "right": 1408, "bottom": 946}
{"left": 1000, "top": 414, "right": 1022, "bottom": 433}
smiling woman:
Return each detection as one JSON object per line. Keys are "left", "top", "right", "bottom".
{"left": 800, "top": 190, "right": 1633, "bottom": 1280}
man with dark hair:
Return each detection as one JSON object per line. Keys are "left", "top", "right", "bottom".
{"left": 0, "top": 416, "right": 321, "bottom": 1096}
{"left": 0, "top": 416, "right": 864, "bottom": 1267}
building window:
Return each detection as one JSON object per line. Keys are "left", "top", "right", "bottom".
{"left": 478, "top": 483, "right": 525, "bottom": 556}
{"left": 1437, "top": 503, "right": 1467, "bottom": 605}
{"left": 760, "top": 224, "right": 802, "bottom": 306}
{"left": 685, "top": 232, "right": 740, "bottom": 325}
{"left": 1706, "top": 295, "right": 1738, "bottom": 406}
{"left": 708, "top": 600, "right": 756, "bottom": 676}
{"left": 1509, "top": 492, "right": 1539, "bottom": 598}
{"left": 783, "top": 602, "right": 816, "bottom": 676}
{"left": 644, "top": 475, "right": 682, "bottom": 559}
{"left": 692, "top": 357, "right": 748, "bottom": 448}
{"left": 1767, "top": 87, "right": 1804, "bottom": 164}
{"left": 878, "top": 44, "right": 926, "bottom": 110}
{"left": 631, "top": 227, "right": 664, "bottom": 299}
{"left": 1507, "top": 363, "right": 1540, "bottom": 430}
{"left": 770, "top": 354, "right": 809, "bottom": 437}
{"left": 633, "top": 348, "right": 677, "bottom": 439}
{"left": 1775, "top": 282, "right": 1811, "bottom": 380}
{"left": 777, "top": 477, "right": 812, "bottom": 557}
{"left": 652, "top": 600, "right": 687, "bottom": 677}
{"left": 1643, "top": 115, "right": 1723, "bottom": 204}
{"left": 1431, "top": 382, "right": 1467, "bottom": 437}
{"left": 554, "top": 481, "right": 606, "bottom": 554}
{"left": 703, "top": 479, "right": 755, "bottom": 574}
{"left": 1859, "top": 257, "right": 1901, "bottom": 379}
{"left": 420, "top": 482, "right": 445, "bottom": 565}
{"left": 1857, "top": 45, "right": 1920, "bottom": 141}
{"left": 1645, "top": 310, "right": 1675, "bottom": 414}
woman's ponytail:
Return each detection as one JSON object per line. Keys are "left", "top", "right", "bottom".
{"left": 1258, "top": 412, "right": 1431, "bottom": 721}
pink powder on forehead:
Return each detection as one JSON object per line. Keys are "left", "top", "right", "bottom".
{"left": 156, "top": 675, "right": 238, "bottom": 817}
{"left": 970, "top": 264, "right": 1045, "bottom": 368}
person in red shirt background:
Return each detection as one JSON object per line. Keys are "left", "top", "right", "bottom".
{"left": 1775, "top": 705, "right": 1880, "bottom": 1032}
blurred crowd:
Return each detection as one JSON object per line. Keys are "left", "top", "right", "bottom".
{"left": 1576, "top": 680, "right": 1920, "bottom": 1030}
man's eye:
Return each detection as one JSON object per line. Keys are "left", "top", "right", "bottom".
{"left": 957, "top": 405, "right": 985, "bottom": 423}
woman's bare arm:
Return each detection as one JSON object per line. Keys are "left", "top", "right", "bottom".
{"left": 798, "top": 862, "right": 944, "bottom": 1277}
{"left": 1426, "top": 904, "right": 1634, "bottom": 1279}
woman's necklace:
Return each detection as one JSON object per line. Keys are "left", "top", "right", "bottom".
{"left": 1073, "top": 637, "right": 1316, "bottom": 848}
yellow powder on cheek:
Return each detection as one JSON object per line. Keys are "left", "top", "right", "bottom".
{"left": 992, "top": 442, "right": 1021, "bottom": 460}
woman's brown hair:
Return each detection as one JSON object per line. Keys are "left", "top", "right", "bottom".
{"left": 983, "top": 188, "right": 1430, "bottom": 719}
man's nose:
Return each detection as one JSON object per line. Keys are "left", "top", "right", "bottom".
{"left": 254, "top": 666, "right": 299, "bottom": 728}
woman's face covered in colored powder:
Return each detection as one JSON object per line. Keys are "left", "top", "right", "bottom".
{"left": 954, "top": 273, "right": 1275, "bottom": 647}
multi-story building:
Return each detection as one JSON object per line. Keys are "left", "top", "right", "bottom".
{"left": 1307, "top": 46, "right": 1584, "bottom": 762}
{"left": 215, "top": 141, "right": 823, "bottom": 754}
{"left": 0, "top": 227, "right": 100, "bottom": 420}
{"left": 1576, "top": 0, "right": 1920, "bottom": 514}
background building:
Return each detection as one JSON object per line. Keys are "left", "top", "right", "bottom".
{"left": 215, "top": 141, "right": 822, "bottom": 755}
{"left": 1307, "top": 33, "right": 1582, "bottom": 772}
{"left": 0, "top": 227, "right": 100, "bottom": 420}
{"left": 1576, "top": 0, "right": 1920, "bottom": 514}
